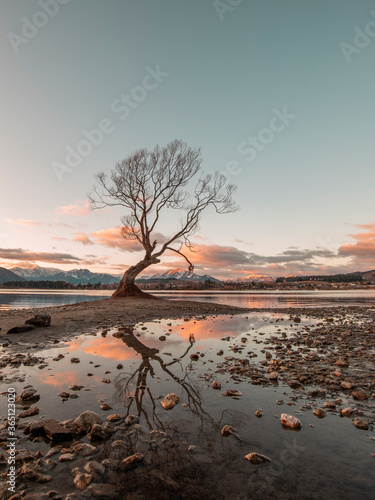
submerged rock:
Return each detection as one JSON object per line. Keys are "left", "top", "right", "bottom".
{"left": 212, "top": 381, "right": 221, "bottom": 390}
{"left": 73, "top": 443, "right": 97, "bottom": 457}
{"left": 223, "top": 389, "right": 242, "bottom": 397}
{"left": 119, "top": 453, "right": 144, "bottom": 471}
{"left": 353, "top": 418, "right": 370, "bottom": 430}
{"left": 88, "top": 483, "right": 120, "bottom": 499}
{"left": 161, "top": 393, "right": 180, "bottom": 410}
{"left": 221, "top": 425, "right": 236, "bottom": 437}
{"left": 43, "top": 419, "right": 73, "bottom": 441}
{"left": 245, "top": 452, "right": 271, "bottom": 464}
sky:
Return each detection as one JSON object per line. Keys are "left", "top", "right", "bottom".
{"left": 0, "top": 0, "right": 374, "bottom": 280}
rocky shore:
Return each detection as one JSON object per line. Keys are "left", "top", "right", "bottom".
{"left": 0, "top": 299, "right": 374, "bottom": 499}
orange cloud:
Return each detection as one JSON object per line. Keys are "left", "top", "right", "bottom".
{"left": 68, "top": 336, "right": 137, "bottom": 362}
{"left": 339, "top": 222, "right": 375, "bottom": 262}
{"left": 0, "top": 248, "right": 81, "bottom": 264}
{"left": 73, "top": 233, "right": 94, "bottom": 245}
{"left": 91, "top": 227, "right": 141, "bottom": 252}
{"left": 57, "top": 201, "right": 90, "bottom": 216}
{"left": 6, "top": 219, "right": 42, "bottom": 227}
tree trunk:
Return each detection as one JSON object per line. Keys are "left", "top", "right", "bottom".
{"left": 111, "top": 256, "right": 160, "bottom": 299}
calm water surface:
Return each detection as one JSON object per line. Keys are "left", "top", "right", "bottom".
{"left": 1, "top": 313, "right": 374, "bottom": 499}
{"left": 1, "top": 289, "right": 375, "bottom": 310}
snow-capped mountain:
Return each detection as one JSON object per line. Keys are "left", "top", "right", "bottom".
{"left": 10, "top": 265, "right": 120, "bottom": 285}
{"left": 138, "top": 268, "right": 220, "bottom": 282}
{"left": 0, "top": 267, "right": 24, "bottom": 284}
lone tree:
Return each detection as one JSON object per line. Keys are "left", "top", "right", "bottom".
{"left": 89, "top": 140, "right": 238, "bottom": 298}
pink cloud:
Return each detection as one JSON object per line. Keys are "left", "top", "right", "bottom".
{"left": 57, "top": 201, "right": 91, "bottom": 216}
{"left": 6, "top": 219, "right": 42, "bottom": 227}
{"left": 73, "top": 233, "right": 94, "bottom": 245}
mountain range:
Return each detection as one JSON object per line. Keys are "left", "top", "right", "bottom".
{"left": 0, "top": 265, "right": 219, "bottom": 285}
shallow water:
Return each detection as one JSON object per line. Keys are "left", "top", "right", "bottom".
{"left": 1, "top": 289, "right": 375, "bottom": 310}
{"left": 1, "top": 313, "right": 374, "bottom": 499}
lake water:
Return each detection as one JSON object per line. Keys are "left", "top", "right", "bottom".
{"left": 1, "top": 312, "right": 374, "bottom": 499}
{"left": 1, "top": 289, "right": 375, "bottom": 310}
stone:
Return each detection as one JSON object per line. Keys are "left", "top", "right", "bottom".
{"left": 119, "top": 453, "right": 144, "bottom": 471}
{"left": 107, "top": 414, "right": 121, "bottom": 422}
{"left": 160, "top": 393, "right": 180, "bottom": 410}
{"left": 71, "top": 411, "right": 102, "bottom": 434}
{"left": 59, "top": 453, "right": 75, "bottom": 462}
{"left": 99, "top": 402, "right": 112, "bottom": 411}
{"left": 19, "top": 384, "right": 39, "bottom": 400}
{"left": 21, "top": 464, "right": 51, "bottom": 482}
{"left": 74, "top": 472, "right": 92, "bottom": 490}
{"left": 101, "top": 458, "right": 119, "bottom": 470}
{"left": 125, "top": 415, "right": 139, "bottom": 425}
{"left": 190, "top": 354, "right": 199, "bottom": 361}
{"left": 159, "top": 336, "right": 166, "bottom": 341}
{"left": 43, "top": 420, "right": 72, "bottom": 441}
{"left": 25, "top": 314, "right": 51, "bottom": 328}
{"left": 339, "top": 407, "right": 353, "bottom": 417}
{"left": 353, "top": 418, "right": 370, "bottom": 430}
{"left": 70, "top": 357, "right": 80, "bottom": 364}
{"left": 223, "top": 389, "right": 242, "bottom": 397}
{"left": 245, "top": 452, "right": 271, "bottom": 464}
{"left": 88, "top": 484, "right": 120, "bottom": 499}
{"left": 7, "top": 325, "right": 36, "bottom": 334}
{"left": 255, "top": 410, "right": 263, "bottom": 418}
{"left": 352, "top": 389, "right": 368, "bottom": 400}
{"left": 212, "top": 381, "right": 221, "bottom": 390}
{"left": 85, "top": 461, "right": 105, "bottom": 479}
{"left": 19, "top": 406, "right": 40, "bottom": 418}
{"left": 88, "top": 424, "right": 111, "bottom": 441}
{"left": 280, "top": 414, "right": 302, "bottom": 429}
{"left": 313, "top": 408, "right": 326, "bottom": 418}
{"left": 221, "top": 425, "right": 236, "bottom": 436}
{"left": 340, "top": 381, "right": 354, "bottom": 390}
{"left": 268, "top": 371, "right": 279, "bottom": 380}
{"left": 73, "top": 443, "right": 97, "bottom": 457}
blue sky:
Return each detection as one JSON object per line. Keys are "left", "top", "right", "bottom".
{"left": 1, "top": 0, "right": 374, "bottom": 278}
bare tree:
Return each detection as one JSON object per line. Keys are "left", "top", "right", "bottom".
{"left": 89, "top": 140, "right": 238, "bottom": 297}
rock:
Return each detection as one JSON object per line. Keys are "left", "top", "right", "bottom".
{"left": 85, "top": 461, "right": 105, "bottom": 479}
{"left": 99, "top": 402, "right": 112, "bottom": 411}
{"left": 7, "top": 325, "right": 36, "bottom": 334}
{"left": 43, "top": 420, "right": 72, "bottom": 441}
{"left": 280, "top": 414, "right": 302, "bottom": 429}
{"left": 119, "top": 453, "right": 144, "bottom": 471}
{"left": 340, "top": 407, "right": 353, "bottom": 417}
{"left": 19, "top": 406, "right": 40, "bottom": 418}
{"left": 88, "top": 424, "right": 111, "bottom": 441}
{"left": 268, "top": 371, "right": 278, "bottom": 380}
{"left": 25, "top": 314, "right": 51, "bottom": 327}
{"left": 223, "top": 389, "right": 242, "bottom": 397}
{"left": 88, "top": 483, "right": 120, "bottom": 499}
{"left": 21, "top": 464, "right": 51, "bottom": 482}
{"left": 255, "top": 410, "right": 263, "bottom": 418}
{"left": 107, "top": 414, "right": 121, "bottom": 422}
{"left": 70, "top": 357, "right": 80, "bottom": 364}
{"left": 73, "top": 443, "right": 97, "bottom": 457}
{"left": 19, "top": 385, "right": 39, "bottom": 401}
{"left": 59, "top": 453, "right": 75, "bottom": 462}
{"left": 125, "top": 415, "right": 139, "bottom": 425}
{"left": 245, "top": 452, "right": 271, "bottom": 464}
{"left": 212, "top": 381, "right": 221, "bottom": 390}
{"left": 188, "top": 445, "right": 196, "bottom": 452}
{"left": 324, "top": 401, "right": 336, "bottom": 409}
{"left": 353, "top": 418, "right": 370, "bottom": 430}
{"left": 160, "top": 393, "right": 180, "bottom": 410}
{"left": 101, "top": 458, "right": 119, "bottom": 470}
{"left": 221, "top": 425, "right": 236, "bottom": 436}
{"left": 116, "top": 364, "right": 123, "bottom": 369}
{"left": 336, "top": 358, "right": 349, "bottom": 367}
{"left": 74, "top": 472, "right": 92, "bottom": 490}
{"left": 72, "top": 411, "right": 102, "bottom": 434}
{"left": 190, "top": 354, "right": 199, "bottom": 361}
{"left": 352, "top": 389, "right": 368, "bottom": 400}
{"left": 313, "top": 408, "right": 326, "bottom": 418}
{"left": 217, "top": 350, "right": 224, "bottom": 355}
{"left": 159, "top": 336, "right": 166, "bottom": 341}
{"left": 102, "top": 378, "right": 111, "bottom": 384}
{"left": 69, "top": 384, "right": 84, "bottom": 391}
{"left": 293, "top": 317, "right": 301, "bottom": 323}
{"left": 340, "top": 381, "right": 354, "bottom": 390}
{"left": 58, "top": 392, "right": 71, "bottom": 399}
